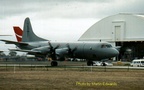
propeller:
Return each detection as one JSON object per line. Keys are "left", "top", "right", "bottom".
{"left": 66, "top": 43, "right": 77, "bottom": 58}
{"left": 48, "top": 41, "right": 60, "bottom": 60}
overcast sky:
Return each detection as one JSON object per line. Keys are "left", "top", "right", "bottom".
{"left": 1, "top": 0, "right": 144, "bottom": 52}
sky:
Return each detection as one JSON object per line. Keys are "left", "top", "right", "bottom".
{"left": 0, "top": 0, "right": 144, "bottom": 53}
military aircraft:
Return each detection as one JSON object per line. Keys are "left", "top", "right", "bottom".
{"left": 1, "top": 17, "right": 119, "bottom": 66}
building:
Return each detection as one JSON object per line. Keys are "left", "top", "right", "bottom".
{"left": 79, "top": 13, "right": 144, "bottom": 61}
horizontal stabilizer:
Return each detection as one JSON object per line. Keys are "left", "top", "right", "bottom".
{"left": 0, "top": 39, "right": 28, "bottom": 45}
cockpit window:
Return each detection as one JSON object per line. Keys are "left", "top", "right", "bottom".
{"left": 101, "top": 44, "right": 112, "bottom": 48}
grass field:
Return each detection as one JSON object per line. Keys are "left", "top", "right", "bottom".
{"left": 0, "top": 67, "right": 144, "bottom": 90}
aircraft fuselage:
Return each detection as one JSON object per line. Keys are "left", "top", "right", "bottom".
{"left": 18, "top": 41, "right": 119, "bottom": 60}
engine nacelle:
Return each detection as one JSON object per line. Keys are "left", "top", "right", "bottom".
{"left": 56, "top": 48, "right": 68, "bottom": 59}
{"left": 32, "top": 46, "right": 50, "bottom": 53}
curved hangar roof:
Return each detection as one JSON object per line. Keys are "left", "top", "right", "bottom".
{"left": 79, "top": 14, "right": 144, "bottom": 42}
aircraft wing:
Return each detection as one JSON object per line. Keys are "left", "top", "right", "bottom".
{"left": 0, "top": 35, "right": 12, "bottom": 36}
{"left": 9, "top": 49, "right": 41, "bottom": 53}
{"left": 0, "top": 39, "right": 28, "bottom": 45}
{"left": 9, "top": 46, "right": 51, "bottom": 56}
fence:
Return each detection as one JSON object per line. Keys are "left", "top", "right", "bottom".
{"left": 0, "top": 63, "right": 144, "bottom": 73}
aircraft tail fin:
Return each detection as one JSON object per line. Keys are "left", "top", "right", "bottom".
{"left": 22, "top": 17, "right": 47, "bottom": 42}
{"left": 13, "top": 27, "right": 23, "bottom": 42}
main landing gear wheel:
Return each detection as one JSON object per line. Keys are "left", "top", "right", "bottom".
{"left": 87, "top": 61, "right": 93, "bottom": 66}
{"left": 51, "top": 61, "right": 58, "bottom": 66}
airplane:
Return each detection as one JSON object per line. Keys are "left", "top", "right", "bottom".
{"left": 13, "top": 27, "right": 23, "bottom": 42}
{"left": 1, "top": 17, "right": 119, "bottom": 66}
{"left": 0, "top": 34, "right": 12, "bottom": 53}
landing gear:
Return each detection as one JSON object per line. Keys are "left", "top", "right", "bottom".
{"left": 87, "top": 61, "right": 93, "bottom": 66}
{"left": 51, "top": 61, "right": 58, "bottom": 66}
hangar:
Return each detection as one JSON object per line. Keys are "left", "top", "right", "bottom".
{"left": 79, "top": 13, "right": 144, "bottom": 61}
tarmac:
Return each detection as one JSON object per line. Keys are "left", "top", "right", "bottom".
{"left": 0, "top": 61, "right": 144, "bottom": 70}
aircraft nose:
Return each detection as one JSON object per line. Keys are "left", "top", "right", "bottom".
{"left": 111, "top": 49, "right": 119, "bottom": 57}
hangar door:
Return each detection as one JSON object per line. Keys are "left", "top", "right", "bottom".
{"left": 115, "top": 26, "right": 121, "bottom": 41}
{"left": 112, "top": 21, "right": 125, "bottom": 41}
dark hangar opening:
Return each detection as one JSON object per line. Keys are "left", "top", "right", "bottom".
{"left": 116, "top": 41, "right": 144, "bottom": 61}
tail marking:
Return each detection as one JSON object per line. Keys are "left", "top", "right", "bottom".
{"left": 13, "top": 27, "right": 23, "bottom": 42}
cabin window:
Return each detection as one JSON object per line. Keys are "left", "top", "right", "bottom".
{"left": 101, "top": 44, "right": 112, "bottom": 48}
